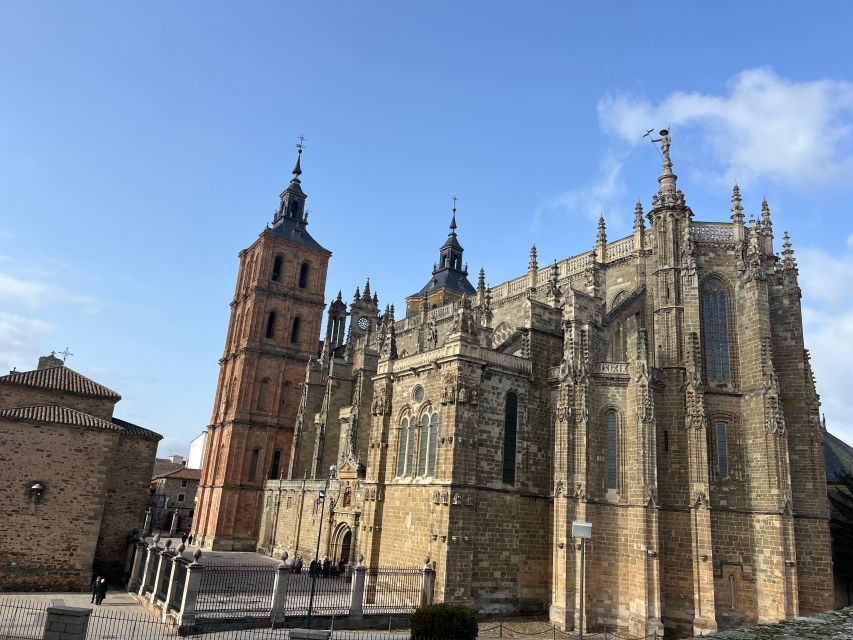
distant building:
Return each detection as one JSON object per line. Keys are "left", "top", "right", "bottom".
{"left": 152, "top": 454, "right": 185, "bottom": 477}
{"left": 187, "top": 431, "right": 207, "bottom": 469}
{"left": 0, "top": 354, "right": 161, "bottom": 589}
{"left": 148, "top": 467, "right": 201, "bottom": 533}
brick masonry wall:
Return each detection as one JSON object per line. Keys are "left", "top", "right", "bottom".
{"left": 0, "top": 385, "right": 117, "bottom": 420}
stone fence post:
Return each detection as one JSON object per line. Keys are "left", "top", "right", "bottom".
{"left": 149, "top": 541, "right": 170, "bottom": 604}
{"left": 349, "top": 556, "right": 367, "bottom": 618}
{"left": 271, "top": 551, "right": 290, "bottom": 626}
{"left": 42, "top": 606, "right": 91, "bottom": 640}
{"left": 420, "top": 557, "right": 435, "bottom": 608}
{"left": 137, "top": 539, "right": 158, "bottom": 596}
{"left": 176, "top": 549, "right": 204, "bottom": 633}
{"left": 128, "top": 539, "right": 147, "bottom": 592}
{"left": 163, "top": 544, "right": 185, "bottom": 621}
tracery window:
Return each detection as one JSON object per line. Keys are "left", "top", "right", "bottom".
{"left": 702, "top": 277, "right": 732, "bottom": 385}
{"left": 397, "top": 417, "right": 410, "bottom": 477}
{"left": 416, "top": 408, "right": 439, "bottom": 477}
{"left": 503, "top": 392, "right": 518, "bottom": 485}
{"left": 608, "top": 321, "right": 628, "bottom": 361}
{"left": 715, "top": 421, "right": 729, "bottom": 478}
{"left": 427, "top": 412, "right": 439, "bottom": 476}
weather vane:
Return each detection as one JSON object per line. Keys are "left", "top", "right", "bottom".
{"left": 58, "top": 347, "right": 73, "bottom": 363}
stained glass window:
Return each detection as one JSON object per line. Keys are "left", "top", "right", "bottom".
{"left": 703, "top": 278, "right": 731, "bottom": 384}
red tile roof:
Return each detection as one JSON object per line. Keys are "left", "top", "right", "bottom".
{"left": 0, "top": 405, "right": 162, "bottom": 441}
{"left": 155, "top": 467, "right": 201, "bottom": 481}
{"left": 0, "top": 366, "right": 121, "bottom": 400}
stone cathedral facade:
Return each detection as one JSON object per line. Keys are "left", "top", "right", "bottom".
{"left": 194, "top": 139, "right": 833, "bottom": 636}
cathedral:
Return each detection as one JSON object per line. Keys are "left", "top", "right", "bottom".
{"left": 193, "top": 135, "right": 833, "bottom": 636}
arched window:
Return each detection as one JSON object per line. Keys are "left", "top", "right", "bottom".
{"left": 257, "top": 378, "right": 269, "bottom": 411}
{"left": 406, "top": 419, "right": 416, "bottom": 476}
{"left": 702, "top": 277, "right": 732, "bottom": 385}
{"left": 608, "top": 321, "right": 628, "bottom": 361}
{"left": 272, "top": 256, "right": 283, "bottom": 282}
{"left": 266, "top": 311, "right": 277, "bottom": 339}
{"left": 428, "top": 412, "right": 439, "bottom": 476}
{"left": 418, "top": 414, "right": 429, "bottom": 476}
{"left": 290, "top": 317, "right": 301, "bottom": 344}
{"left": 249, "top": 447, "right": 260, "bottom": 481}
{"left": 269, "top": 449, "right": 281, "bottom": 480}
{"left": 503, "top": 392, "right": 518, "bottom": 485}
{"left": 298, "top": 262, "right": 309, "bottom": 289}
{"left": 397, "top": 417, "right": 409, "bottom": 477}
{"left": 289, "top": 199, "right": 299, "bottom": 216}
{"left": 606, "top": 410, "right": 618, "bottom": 491}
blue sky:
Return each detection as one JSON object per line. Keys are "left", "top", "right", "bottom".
{"left": 2, "top": 1, "right": 853, "bottom": 454}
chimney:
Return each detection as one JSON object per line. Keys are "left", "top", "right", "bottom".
{"left": 37, "top": 354, "right": 64, "bottom": 370}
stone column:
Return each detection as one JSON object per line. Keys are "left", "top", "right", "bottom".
{"left": 138, "top": 540, "right": 158, "bottom": 596}
{"left": 176, "top": 549, "right": 204, "bottom": 633}
{"left": 349, "top": 557, "right": 367, "bottom": 617}
{"left": 271, "top": 552, "right": 290, "bottom": 626}
{"left": 42, "top": 606, "right": 92, "bottom": 640}
{"left": 123, "top": 530, "right": 139, "bottom": 579}
{"left": 143, "top": 508, "right": 153, "bottom": 537}
{"left": 149, "top": 543, "right": 169, "bottom": 604}
{"left": 163, "top": 544, "right": 185, "bottom": 621}
{"left": 420, "top": 559, "right": 436, "bottom": 608}
{"left": 128, "top": 539, "right": 148, "bottom": 592}
{"left": 170, "top": 511, "right": 179, "bottom": 535}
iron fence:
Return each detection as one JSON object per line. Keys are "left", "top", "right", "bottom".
{"left": 364, "top": 567, "right": 422, "bottom": 613}
{"left": 195, "top": 564, "right": 277, "bottom": 619}
{"left": 156, "top": 559, "right": 172, "bottom": 602}
{"left": 0, "top": 600, "right": 48, "bottom": 640}
{"left": 284, "top": 570, "right": 351, "bottom": 615}
{"left": 144, "top": 555, "right": 157, "bottom": 594}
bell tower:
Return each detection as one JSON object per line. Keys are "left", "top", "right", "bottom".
{"left": 193, "top": 142, "right": 332, "bottom": 551}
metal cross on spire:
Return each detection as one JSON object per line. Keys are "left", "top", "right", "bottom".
{"left": 296, "top": 133, "right": 306, "bottom": 152}
{"left": 451, "top": 194, "right": 458, "bottom": 211}
{"left": 58, "top": 347, "right": 73, "bottom": 363}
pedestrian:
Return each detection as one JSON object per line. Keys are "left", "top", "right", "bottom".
{"left": 322, "top": 556, "right": 330, "bottom": 578}
{"left": 95, "top": 578, "right": 108, "bottom": 605}
{"left": 309, "top": 557, "right": 318, "bottom": 576}
{"left": 187, "top": 533, "right": 193, "bottom": 545}
{"left": 90, "top": 576, "right": 100, "bottom": 603}
{"left": 181, "top": 533, "right": 188, "bottom": 544}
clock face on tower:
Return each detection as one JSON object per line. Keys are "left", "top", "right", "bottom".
{"left": 357, "top": 317, "right": 369, "bottom": 331}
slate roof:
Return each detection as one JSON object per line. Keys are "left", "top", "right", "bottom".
{"left": 111, "top": 417, "right": 163, "bottom": 442}
{"left": 0, "top": 365, "right": 121, "bottom": 400}
{"left": 825, "top": 429, "right": 853, "bottom": 482}
{"left": 267, "top": 216, "right": 330, "bottom": 253}
{"left": 414, "top": 269, "right": 477, "bottom": 297}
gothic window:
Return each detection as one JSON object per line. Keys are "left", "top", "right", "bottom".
{"left": 269, "top": 449, "right": 281, "bottom": 480}
{"left": 397, "top": 417, "right": 409, "bottom": 477}
{"left": 290, "top": 317, "right": 301, "bottom": 344}
{"left": 406, "top": 419, "right": 417, "bottom": 477}
{"left": 715, "top": 422, "right": 729, "bottom": 478}
{"left": 608, "top": 321, "right": 628, "bottom": 361}
{"left": 503, "top": 392, "right": 518, "bottom": 485}
{"left": 702, "top": 277, "right": 732, "bottom": 385}
{"left": 257, "top": 378, "right": 269, "bottom": 411}
{"left": 418, "top": 414, "right": 429, "bottom": 476}
{"left": 606, "top": 410, "right": 618, "bottom": 491}
{"left": 266, "top": 311, "right": 277, "bottom": 339}
{"left": 272, "top": 255, "right": 283, "bottom": 282}
{"left": 428, "top": 412, "right": 439, "bottom": 476}
{"left": 249, "top": 447, "right": 260, "bottom": 481}
{"left": 298, "top": 262, "right": 310, "bottom": 289}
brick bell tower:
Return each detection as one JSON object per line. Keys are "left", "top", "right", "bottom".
{"left": 194, "top": 142, "right": 331, "bottom": 551}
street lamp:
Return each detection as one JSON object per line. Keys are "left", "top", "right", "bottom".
{"left": 572, "top": 521, "right": 592, "bottom": 640}
{"left": 306, "top": 464, "right": 336, "bottom": 628}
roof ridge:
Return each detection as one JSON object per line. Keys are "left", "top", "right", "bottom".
{"left": 0, "top": 365, "right": 121, "bottom": 400}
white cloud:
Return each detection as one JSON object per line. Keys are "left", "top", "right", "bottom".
{"left": 0, "top": 272, "right": 99, "bottom": 313}
{"left": 799, "top": 245, "right": 853, "bottom": 444}
{"left": 534, "top": 150, "right": 628, "bottom": 231}
{"left": 0, "top": 312, "right": 55, "bottom": 374}
{"left": 598, "top": 67, "right": 853, "bottom": 188}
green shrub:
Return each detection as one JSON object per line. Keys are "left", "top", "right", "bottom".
{"left": 410, "top": 603, "right": 478, "bottom": 640}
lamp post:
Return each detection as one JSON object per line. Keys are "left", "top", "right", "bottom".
{"left": 572, "top": 521, "right": 592, "bottom": 640}
{"left": 306, "top": 464, "right": 336, "bottom": 628}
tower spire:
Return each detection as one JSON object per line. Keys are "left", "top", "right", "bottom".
{"left": 450, "top": 195, "right": 458, "bottom": 235}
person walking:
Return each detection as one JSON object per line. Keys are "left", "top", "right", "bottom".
{"left": 90, "top": 576, "right": 100, "bottom": 603}
{"left": 181, "top": 533, "right": 188, "bottom": 545}
{"left": 187, "top": 533, "right": 193, "bottom": 545}
{"left": 95, "top": 578, "right": 108, "bottom": 605}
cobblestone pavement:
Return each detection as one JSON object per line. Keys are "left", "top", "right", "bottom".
{"left": 143, "top": 536, "right": 281, "bottom": 566}
{"left": 701, "top": 608, "right": 853, "bottom": 639}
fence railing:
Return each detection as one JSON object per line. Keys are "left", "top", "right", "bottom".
{"left": 126, "top": 537, "right": 436, "bottom": 633}
{"left": 0, "top": 599, "right": 47, "bottom": 639}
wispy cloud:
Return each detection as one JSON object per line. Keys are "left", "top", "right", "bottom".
{"left": 0, "top": 312, "right": 55, "bottom": 374}
{"left": 0, "top": 272, "right": 99, "bottom": 313}
{"left": 598, "top": 67, "right": 853, "bottom": 189}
